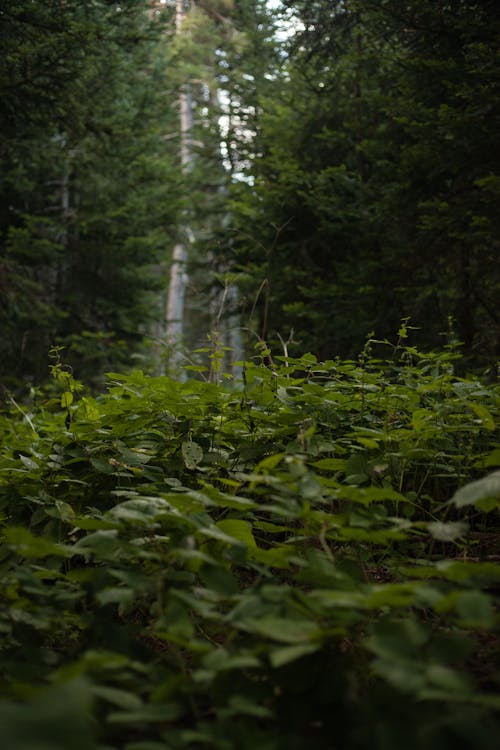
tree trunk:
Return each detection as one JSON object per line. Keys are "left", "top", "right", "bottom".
{"left": 165, "top": 0, "right": 194, "bottom": 374}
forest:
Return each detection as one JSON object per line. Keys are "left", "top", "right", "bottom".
{"left": 0, "top": 1, "right": 499, "bottom": 748}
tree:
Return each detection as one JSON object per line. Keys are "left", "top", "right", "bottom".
{"left": 162, "top": 0, "right": 277, "bottom": 376}
{"left": 231, "top": 0, "right": 500, "bottom": 365}
{"left": 0, "top": 0, "right": 178, "bottom": 388}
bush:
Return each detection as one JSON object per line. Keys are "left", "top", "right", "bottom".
{"left": 0, "top": 342, "right": 499, "bottom": 749}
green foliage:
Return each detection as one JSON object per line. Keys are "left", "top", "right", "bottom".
{"left": 0, "top": 0, "right": 177, "bottom": 387}
{"left": 0, "top": 343, "right": 499, "bottom": 748}
{"left": 232, "top": 0, "right": 500, "bottom": 364}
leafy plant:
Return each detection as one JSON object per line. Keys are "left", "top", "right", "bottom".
{"left": 0, "top": 342, "right": 499, "bottom": 749}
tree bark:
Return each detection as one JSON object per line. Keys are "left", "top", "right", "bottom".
{"left": 165, "top": 0, "right": 194, "bottom": 374}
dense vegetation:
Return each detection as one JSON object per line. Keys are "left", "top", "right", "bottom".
{"left": 0, "top": 0, "right": 181, "bottom": 385}
{"left": 0, "top": 1, "right": 499, "bottom": 748}
{"left": 2, "top": 0, "right": 498, "bottom": 384}
{"left": 232, "top": 0, "right": 500, "bottom": 363}
{"left": 1, "top": 341, "right": 499, "bottom": 749}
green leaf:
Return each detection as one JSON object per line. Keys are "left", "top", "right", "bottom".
{"left": 3, "top": 527, "right": 72, "bottom": 558}
{"left": 214, "top": 519, "right": 257, "bottom": 548}
{"left": 108, "top": 703, "right": 183, "bottom": 724}
{"left": 93, "top": 685, "right": 143, "bottom": 710}
{"left": 218, "top": 695, "right": 273, "bottom": 719}
{"left": 61, "top": 391, "right": 74, "bottom": 408}
{"left": 427, "top": 521, "right": 468, "bottom": 542}
{"left": 311, "top": 458, "right": 345, "bottom": 471}
{"left": 483, "top": 448, "right": 500, "bottom": 468}
{"left": 434, "top": 560, "right": 500, "bottom": 583}
{"left": 96, "top": 587, "right": 135, "bottom": 606}
{"left": 78, "top": 397, "right": 100, "bottom": 421}
{"left": 269, "top": 642, "right": 319, "bottom": 667}
{"left": 182, "top": 441, "right": 203, "bottom": 469}
{"left": 242, "top": 617, "right": 319, "bottom": 644}
{"left": 468, "top": 402, "right": 495, "bottom": 431}
{"left": 202, "top": 648, "right": 260, "bottom": 673}
{"left": 90, "top": 457, "right": 115, "bottom": 474}
{"left": 365, "top": 583, "right": 421, "bottom": 608}
{"left": 19, "top": 454, "right": 39, "bottom": 471}
{"left": 255, "top": 452, "right": 285, "bottom": 472}
{"left": 451, "top": 471, "right": 500, "bottom": 507}
{"left": 456, "top": 591, "right": 495, "bottom": 628}
{"left": 75, "top": 529, "right": 119, "bottom": 555}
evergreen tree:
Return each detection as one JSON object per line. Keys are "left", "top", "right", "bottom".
{"left": 0, "top": 0, "right": 178, "bottom": 388}
{"left": 162, "top": 0, "right": 277, "bottom": 374}
{"left": 232, "top": 0, "right": 500, "bottom": 364}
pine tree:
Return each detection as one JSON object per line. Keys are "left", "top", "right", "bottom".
{"left": 162, "top": 0, "right": 276, "bottom": 376}
{"left": 232, "top": 0, "right": 500, "bottom": 364}
{"left": 0, "top": 0, "right": 178, "bottom": 388}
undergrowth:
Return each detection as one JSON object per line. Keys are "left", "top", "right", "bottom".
{"left": 0, "top": 340, "right": 499, "bottom": 749}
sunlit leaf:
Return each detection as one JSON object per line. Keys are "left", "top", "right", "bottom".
{"left": 61, "top": 391, "right": 74, "bottom": 408}
{"left": 427, "top": 521, "right": 468, "bottom": 541}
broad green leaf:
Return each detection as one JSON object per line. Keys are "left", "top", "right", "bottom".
{"left": 75, "top": 529, "right": 120, "bottom": 555}
{"left": 434, "top": 560, "right": 500, "bottom": 583}
{"left": 78, "top": 397, "right": 100, "bottom": 421}
{"left": 61, "top": 391, "right": 74, "bottom": 408}
{"left": 411, "top": 408, "right": 434, "bottom": 432}
{"left": 456, "top": 591, "right": 495, "bottom": 628}
{"left": 72, "top": 517, "right": 118, "bottom": 531}
{"left": 269, "top": 642, "right": 319, "bottom": 667}
{"left": 182, "top": 441, "right": 203, "bottom": 469}
{"left": 93, "top": 685, "right": 143, "bottom": 710}
{"left": 242, "top": 616, "right": 319, "bottom": 644}
{"left": 108, "top": 497, "right": 173, "bottom": 524}
{"left": 218, "top": 695, "right": 273, "bottom": 719}
{"left": 251, "top": 545, "right": 295, "bottom": 569}
{"left": 19, "top": 454, "right": 39, "bottom": 471}
{"left": 96, "top": 587, "right": 135, "bottom": 606}
{"left": 468, "top": 402, "right": 495, "bottom": 430}
{"left": 367, "top": 625, "right": 419, "bottom": 660}
{"left": 0, "top": 678, "right": 94, "bottom": 750}
{"left": 118, "top": 447, "right": 153, "bottom": 466}
{"left": 337, "top": 527, "right": 407, "bottom": 543}
{"left": 427, "top": 521, "right": 468, "bottom": 542}
{"left": 336, "top": 485, "right": 407, "bottom": 505}
{"left": 365, "top": 583, "right": 421, "bottom": 608}
{"left": 200, "top": 483, "right": 256, "bottom": 509}
{"left": 255, "top": 452, "right": 285, "bottom": 472}
{"left": 202, "top": 648, "right": 260, "bottom": 672}
{"left": 90, "top": 457, "right": 115, "bottom": 474}
{"left": 483, "top": 448, "right": 500, "bottom": 468}
{"left": 52, "top": 499, "right": 76, "bottom": 521}
{"left": 216, "top": 518, "right": 257, "bottom": 547}
{"left": 356, "top": 436, "right": 380, "bottom": 449}
{"left": 371, "top": 656, "right": 426, "bottom": 693}
{"left": 3, "top": 527, "right": 72, "bottom": 558}
{"left": 451, "top": 471, "right": 500, "bottom": 507}
{"left": 108, "top": 702, "right": 183, "bottom": 724}
{"left": 306, "top": 590, "right": 367, "bottom": 609}
{"left": 311, "top": 458, "right": 345, "bottom": 471}
{"left": 199, "top": 525, "right": 249, "bottom": 546}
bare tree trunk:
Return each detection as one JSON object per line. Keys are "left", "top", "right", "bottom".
{"left": 211, "top": 84, "right": 244, "bottom": 378}
{"left": 165, "top": 0, "right": 194, "bottom": 374}
{"left": 165, "top": 0, "right": 244, "bottom": 378}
